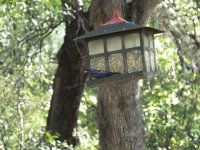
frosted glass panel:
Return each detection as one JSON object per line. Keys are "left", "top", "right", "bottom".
{"left": 90, "top": 57, "right": 105, "bottom": 71}
{"left": 127, "top": 50, "right": 143, "bottom": 73}
{"left": 144, "top": 33, "right": 149, "bottom": 47}
{"left": 107, "top": 36, "right": 122, "bottom": 52}
{"left": 125, "top": 33, "right": 140, "bottom": 48}
{"left": 150, "top": 51, "right": 155, "bottom": 71}
{"left": 108, "top": 53, "right": 124, "bottom": 73}
{"left": 88, "top": 39, "right": 104, "bottom": 55}
{"left": 149, "top": 34, "right": 154, "bottom": 48}
{"left": 145, "top": 50, "right": 150, "bottom": 72}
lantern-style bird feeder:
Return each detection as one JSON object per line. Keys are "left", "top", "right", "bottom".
{"left": 75, "top": 10, "right": 163, "bottom": 87}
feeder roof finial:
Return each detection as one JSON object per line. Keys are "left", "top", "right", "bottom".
{"left": 102, "top": 8, "right": 127, "bottom": 26}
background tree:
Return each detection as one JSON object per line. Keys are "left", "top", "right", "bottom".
{"left": 46, "top": 0, "right": 163, "bottom": 149}
{"left": 89, "top": 1, "right": 161, "bottom": 149}
{"left": 46, "top": 0, "right": 88, "bottom": 145}
{"left": 143, "top": 0, "right": 200, "bottom": 149}
{"left": 0, "top": 0, "right": 199, "bottom": 149}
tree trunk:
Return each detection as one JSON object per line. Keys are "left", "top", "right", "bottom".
{"left": 46, "top": 0, "right": 161, "bottom": 147}
{"left": 46, "top": 18, "right": 87, "bottom": 145}
{"left": 89, "top": 0, "right": 161, "bottom": 149}
{"left": 98, "top": 80, "right": 144, "bottom": 150}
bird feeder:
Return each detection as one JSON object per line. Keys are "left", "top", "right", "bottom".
{"left": 75, "top": 10, "right": 163, "bottom": 87}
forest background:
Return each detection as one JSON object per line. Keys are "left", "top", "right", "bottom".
{"left": 0, "top": 0, "right": 200, "bottom": 149}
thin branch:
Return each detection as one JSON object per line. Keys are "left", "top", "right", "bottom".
{"left": 0, "top": 132, "right": 7, "bottom": 150}
{"left": 14, "top": 75, "right": 25, "bottom": 150}
{"left": 62, "top": 0, "right": 90, "bottom": 32}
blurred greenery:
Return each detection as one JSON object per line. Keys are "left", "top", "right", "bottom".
{"left": 0, "top": 0, "right": 199, "bottom": 149}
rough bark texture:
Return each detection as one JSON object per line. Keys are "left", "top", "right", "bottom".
{"left": 46, "top": 0, "right": 161, "bottom": 147}
{"left": 90, "top": 0, "right": 127, "bottom": 27}
{"left": 131, "top": 0, "right": 161, "bottom": 24}
{"left": 46, "top": 18, "right": 87, "bottom": 145}
{"left": 89, "top": 0, "right": 161, "bottom": 149}
{"left": 98, "top": 80, "right": 144, "bottom": 150}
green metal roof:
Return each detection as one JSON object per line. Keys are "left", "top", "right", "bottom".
{"left": 75, "top": 21, "right": 164, "bottom": 41}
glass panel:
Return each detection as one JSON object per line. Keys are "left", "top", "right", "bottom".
{"left": 150, "top": 51, "right": 155, "bottom": 71}
{"left": 90, "top": 57, "right": 105, "bottom": 71}
{"left": 107, "top": 36, "right": 122, "bottom": 52}
{"left": 125, "top": 33, "right": 140, "bottom": 48}
{"left": 127, "top": 50, "right": 143, "bottom": 73}
{"left": 88, "top": 39, "right": 104, "bottom": 55}
{"left": 145, "top": 50, "right": 150, "bottom": 72}
{"left": 144, "top": 33, "right": 149, "bottom": 47}
{"left": 108, "top": 53, "right": 124, "bottom": 73}
{"left": 149, "top": 34, "right": 154, "bottom": 48}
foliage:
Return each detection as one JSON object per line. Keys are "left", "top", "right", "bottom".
{"left": 142, "top": 36, "right": 200, "bottom": 149}
{"left": 160, "top": 0, "right": 200, "bottom": 68}
{"left": 76, "top": 87, "right": 99, "bottom": 149}
{"left": 0, "top": 0, "right": 199, "bottom": 149}
{"left": 0, "top": 0, "right": 64, "bottom": 149}
{"left": 142, "top": 1, "right": 200, "bottom": 149}
{"left": 0, "top": 0, "right": 63, "bottom": 74}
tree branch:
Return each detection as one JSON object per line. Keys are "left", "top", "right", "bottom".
{"left": 62, "top": 0, "right": 90, "bottom": 32}
{"left": 131, "top": 0, "right": 161, "bottom": 24}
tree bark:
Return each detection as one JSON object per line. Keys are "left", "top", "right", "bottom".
{"left": 46, "top": 17, "right": 87, "bottom": 145}
{"left": 89, "top": 0, "right": 161, "bottom": 149}
{"left": 131, "top": 0, "right": 161, "bottom": 24}
{"left": 46, "top": 0, "right": 161, "bottom": 147}
{"left": 98, "top": 80, "right": 144, "bottom": 150}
